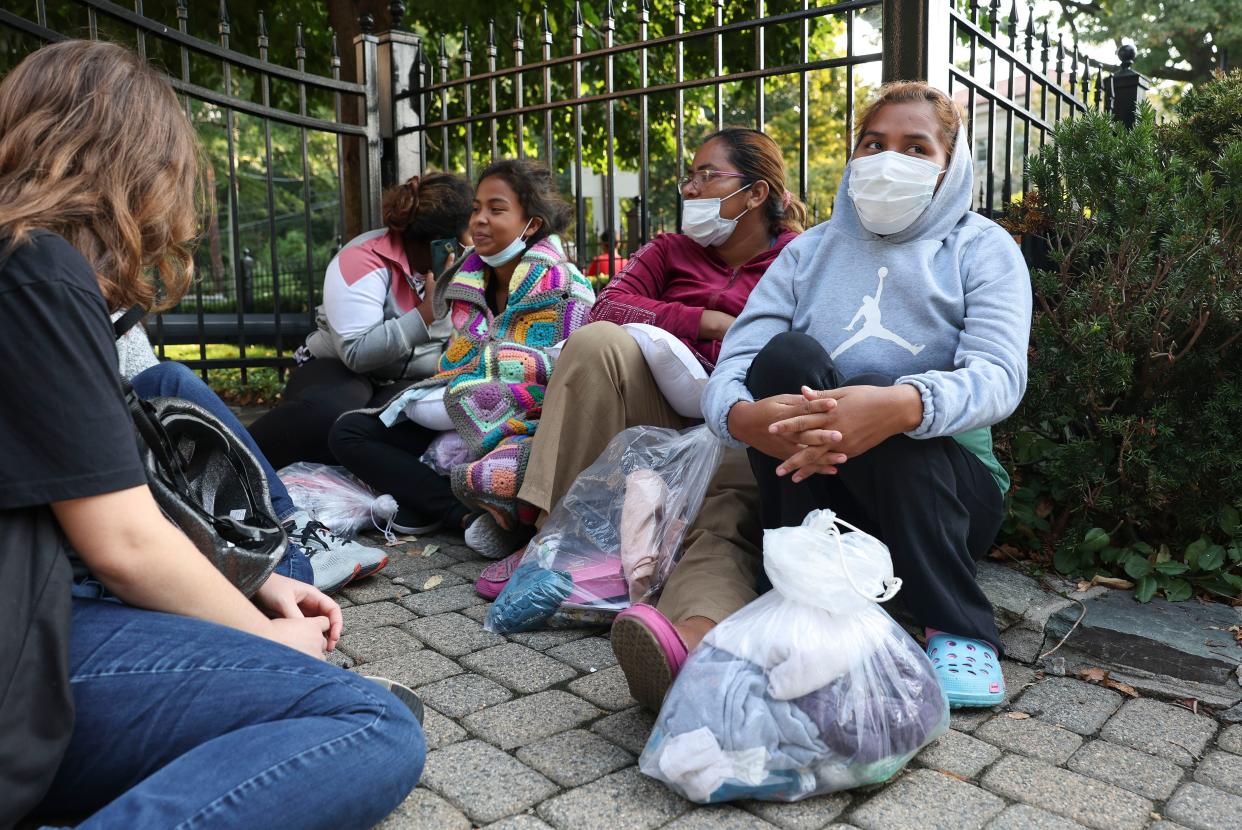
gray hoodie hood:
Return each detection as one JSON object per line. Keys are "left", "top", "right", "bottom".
{"left": 830, "top": 123, "right": 974, "bottom": 245}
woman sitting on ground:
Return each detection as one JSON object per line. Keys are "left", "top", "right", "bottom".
{"left": 331, "top": 159, "right": 595, "bottom": 558}
{"left": 472, "top": 128, "right": 805, "bottom": 593}
{"left": 0, "top": 40, "right": 423, "bottom": 829}
{"left": 249, "top": 172, "right": 473, "bottom": 470}
{"left": 611, "top": 81, "right": 1032, "bottom": 711}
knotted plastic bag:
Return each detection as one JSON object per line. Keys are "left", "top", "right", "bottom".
{"left": 639, "top": 509, "right": 949, "bottom": 802}
{"left": 278, "top": 462, "right": 397, "bottom": 540}
{"left": 486, "top": 425, "right": 724, "bottom": 633}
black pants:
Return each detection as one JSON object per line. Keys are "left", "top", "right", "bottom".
{"left": 745, "top": 332, "right": 1003, "bottom": 648}
{"left": 249, "top": 358, "right": 410, "bottom": 470}
{"left": 329, "top": 412, "right": 471, "bottom": 529}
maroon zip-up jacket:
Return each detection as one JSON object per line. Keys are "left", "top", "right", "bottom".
{"left": 588, "top": 230, "right": 797, "bottom": 371}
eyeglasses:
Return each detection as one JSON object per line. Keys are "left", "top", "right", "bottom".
{"left": 678, "top": 169, "right": 747, "bottom": 190}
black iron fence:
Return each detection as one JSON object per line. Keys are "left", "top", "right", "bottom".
{"left": 0, "top": 0, "right": 1152, "bottom": 379}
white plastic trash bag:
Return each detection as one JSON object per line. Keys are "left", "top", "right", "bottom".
{"left": 486, "top": 425, "right": 724, "bottom": 633}
{"left": 278, "top": 462, "right": 397, "bottom": 540}
{"left": 639, "top": 509, "right": 949, "bottom": 802}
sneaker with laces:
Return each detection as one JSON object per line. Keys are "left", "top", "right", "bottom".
{"left": 463, "top": 512, "right": 530, "bottom": 560}
{"left": 283, "top": 510, "right": 388, "bottom": 588}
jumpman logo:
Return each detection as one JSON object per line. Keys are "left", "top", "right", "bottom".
{"left": 830, "top": 266, "right": 925, "bottom": 360}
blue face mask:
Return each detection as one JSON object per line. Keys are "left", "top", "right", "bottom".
{"left": 479, "top": 218, "right": 534, "bottom": 268}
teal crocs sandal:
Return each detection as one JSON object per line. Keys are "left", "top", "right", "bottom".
{"left": 927, "top": 633, "right": 1004, "bottom": 708}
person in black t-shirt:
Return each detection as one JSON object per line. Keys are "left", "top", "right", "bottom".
{"left": 0, "top": 41, "right": 424, "bottom": 828}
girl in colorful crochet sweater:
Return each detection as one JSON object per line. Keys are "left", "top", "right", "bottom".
{"left": 332, "top": 160, "right": 594, "bottom": 557}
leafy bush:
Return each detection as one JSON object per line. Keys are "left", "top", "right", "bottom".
{"left": 998, "top": 71, "right": 1242, "bottom": 602}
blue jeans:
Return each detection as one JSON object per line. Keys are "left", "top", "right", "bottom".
{"left": 131, "top": 362, "right": 311, "bottom": 585}
{"left": 36, "top": 599, "right": 424, "bottom": 829}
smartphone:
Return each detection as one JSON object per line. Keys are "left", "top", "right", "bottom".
{"left": 430, "top": 237, "right": 458, "bottom": 278}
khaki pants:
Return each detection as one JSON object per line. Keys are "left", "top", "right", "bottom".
{"left": 518, "top": 321, "right": 763, "bottom": 626}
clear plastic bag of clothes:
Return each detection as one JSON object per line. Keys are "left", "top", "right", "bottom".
{"left": 419, "top": 431, "right": 471, "bottom": 476}
{"left": 639, "top": 509, "right": 949, "bottom": 802}
{"left": 278, "top": 462, "right": 397, "bottom": 540}
{"left": 485, "top": 425, "right": 724, "bottom": 633}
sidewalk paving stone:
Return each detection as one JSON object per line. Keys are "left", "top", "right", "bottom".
{"left": 460, "top": 602, "right": 493, "bottom": 623}
{"left": 1013, "top": 677, "right": 1124, "bottom": 735}
{"left": 384, "top": 549, "right": 461, "bottom": 576}
{"left": 516, "top": 729, "right": 635, "bottom": 788}
{"left": 568, "top": 665, "right": 637, "bottom": 711}
{"left": 415, "top": 672, "right": 513, "bottom": 719}
{"left": 506, "top": 628, "right": 595, "bottom": 650}
{"left": 914, "top": 729, "right": 1003, "bottom": 779}
{"left": 536, "top": 766, "right": 692, "bottom": 830}
{"left": 337, "top": 624, "right": 422, "bottom": 663}
{"left": 460, "top": 642, "right": 578, "bottom": 693}
{"left": 663, "top": 805, "right": 782, "bottom": 829}
{"left": 350, "top": 648, "right": 462, "bottom": 688}
{"left": 340, "top": 600, "right": 416, "bottom": 631}
{"left": 547, "top": 636, "right": 619, "bottom": 672}
{"left": 591, "top": 706, "right": 657, "bottom": 755}
{"left": 447, "top": 560, "right": 490, "bottom": 580}
{"left": 482, "top": 816, "right": 556, "bottom": 830}
{"left": 421, "top": 706, "right": 468, "bottom": 750}
{"left": 950, "top": 707, "right": 997, "bottom": 733}
{"left": 741, "top": 793, "right": 851, "bottom": 830}
{"left": 980, "top": 753, "right": 1153, "bottom": 830}
{"left": 1163, "top": 782, "right": 1242, "bottom": 830}
{"left": 403, "top": 611, "right": 505, "bottom": 657}
{"left": 986, "top": 804, "right": 1087, "bottom": 830}
{"left": 1193, "top": 750, "right": 1242, "bottom": 797}
{"left": 399, "top": 583, "right": 486, "bottom": 616}
{"left": 851, "top": 768, "right": 1005, "bottom": 830}
{"left": 1100, "top": 699, "right": 1219, "bottom": 766}
{"left": 326, "top": 648, "right": 354, "bottom": 669}
{"left": 463, "top": 689, "right": 603, "bottom": 750}
{"left": 394, "top": 569, "right": 468, "bottom": 593}
{"left": 421, "top": 739, "right": 560, "bottom": 825}
{"left": 340, "top": 576, "right": 411, "bottom": 604}
{"left": 1066, "top": 740, "right": 1185, "bottom": 800}
{"left": 1220, "top": 725, "right": 1242, "bottom": 755}
{"left": 373, "top": 788, "right": 471, "bottom": 830}
{"left": 974, "top": 712, "right": 1085, "bottom": 764}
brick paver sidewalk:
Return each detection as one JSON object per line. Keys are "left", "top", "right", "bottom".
{"left": 334, "top": 531, "right": 1242, "bottom": 830}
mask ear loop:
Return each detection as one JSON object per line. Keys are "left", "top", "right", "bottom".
{"left": 821, "top": 511, "right": 903, "bottom": 603}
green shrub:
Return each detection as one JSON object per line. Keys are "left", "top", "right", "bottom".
{"left": 998, "top": 71, "right": 1242, "bottom": 602}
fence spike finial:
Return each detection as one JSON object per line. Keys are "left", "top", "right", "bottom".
{"left": 543, "top": 5, "right": 552, "bottom": 35}
{"left": 389, "top": 1, "right": 406, "bottom": 30}
{"left": 515, "top": 12, "right": 524, "bottom": 42}
{"left": 488, "top": 19, "right": 496, "bottom": 47}
{"left": 462, "top": 25, "right": 472, "bottom": 60}
{"left": 606, "top": 0, "right": 616, "bottom": 23}
{"left": 176, "top": 0, "right": 188, "bottom": 20}
{"left": 359, "top": 12, "right": 374, "bottom": 34}
{"left": 439, "top": 33, "right": 448, "bottom": 57}
{"left": 295, "top": 21, "right": 305, "bottom": 50}
{"left": 574, "top": 0, "right": 583, "bottom": 29}
{"left": 1117, "top": 41, "right": 1137, "bottom": 70}
{"left": 1008, "top": 0, "right": 1019, "bottom": 43}
{"left": 218, "top": 0, "right": 229, "bottom": 24}
{"left": 258, "top": 9, "right": 268, "bottom": 40}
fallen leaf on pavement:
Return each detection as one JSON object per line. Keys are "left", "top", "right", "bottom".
{"left": 1006, "top": 712, "right": 1031, "bottom": 720}
{"left": 422, "top": 575, "right": 444, "bottom": 590}
{"left": 420, "top": 544, "right": 440, "bottom": 557}
{"left": 1078, "top": 666, "right": 1109, "bottom": 683}
{"left": 1229, "top": 624, "right": 1242, "bottom": 643}
{"left": 1078, "top": 666, "right": 1140, "bottom": 698}
{"left": 1089, "top": 574, "right": 1134, "bottom": 590}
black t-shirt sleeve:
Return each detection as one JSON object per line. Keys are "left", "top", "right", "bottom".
{"left": 0, "top": 233, "right": 147, "bottom": 509}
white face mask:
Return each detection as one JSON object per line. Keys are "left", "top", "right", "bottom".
{"left": 847, "top": 151, "right": 944, "bottom": 235}
{"left": 682, "top": 184, "right": 753, "bottom": 247}
{"left": 479, "top": 218, "right": 534, "bottom": 267}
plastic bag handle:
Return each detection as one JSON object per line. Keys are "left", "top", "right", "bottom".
{"left": 820, "top": 511, "right": 902, "bottom": 604}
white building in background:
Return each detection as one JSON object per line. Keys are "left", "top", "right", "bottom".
{"left": 568, "top": 166, "right": 641, "bottom": 259}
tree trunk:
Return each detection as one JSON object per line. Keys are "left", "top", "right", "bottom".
{"left": 325, "top": 0, "right": 393, "bottom": 239}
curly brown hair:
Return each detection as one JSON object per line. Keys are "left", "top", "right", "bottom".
{"left": 0, "top": 40, "right": 207, "bottom": 312}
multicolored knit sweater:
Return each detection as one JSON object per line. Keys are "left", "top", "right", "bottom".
{"left": 418, "top": 234, "right": 595, "bottom": 520}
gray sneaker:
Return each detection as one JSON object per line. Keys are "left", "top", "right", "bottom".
{"left": 463, "top": 513, "right": 529, "bottom": 560}
{"left": 283, "top": 511, "right": 383, "bottom": 591}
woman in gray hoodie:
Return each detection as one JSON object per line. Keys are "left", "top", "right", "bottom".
{"left": 612, "top": 82, "right": 1032, "bottom": 711}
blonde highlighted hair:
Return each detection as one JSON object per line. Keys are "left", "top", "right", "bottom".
{"left": 856, "top": 81, "right": 964, "bottom": 156}
{"left": 0, "top": 40, "right": 208, "bottom": 311}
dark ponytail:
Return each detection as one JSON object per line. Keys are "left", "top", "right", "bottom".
{"left": 380, "top": 171, "right": 473, "bottom": 242}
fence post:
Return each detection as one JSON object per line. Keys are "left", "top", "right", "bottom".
{"left": 376, "top": 3, "right": 426, "bottom": 186}
{"left": 882, "top": 0, "right": 952, "bottom": 89}
{"left": 354, "top": 15, "right": 383, "bottom": 229}
{"left": 1109, "top": 43, "right": 1149, "bottom": 129}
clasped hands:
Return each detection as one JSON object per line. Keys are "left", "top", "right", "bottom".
{"left": 728, "top": 383, "right": 923, "bottom": 483}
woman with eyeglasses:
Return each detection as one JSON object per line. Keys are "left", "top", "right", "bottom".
{"left": 472, "top": 128, "right": 804, "bottom": 588}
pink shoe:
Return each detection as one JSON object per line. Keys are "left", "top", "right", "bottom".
{"left": 610, "top": 604, "right": 689, "bottom": 712}
{"left": 475, "top": 550, "right": 525, "bottom": 599}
